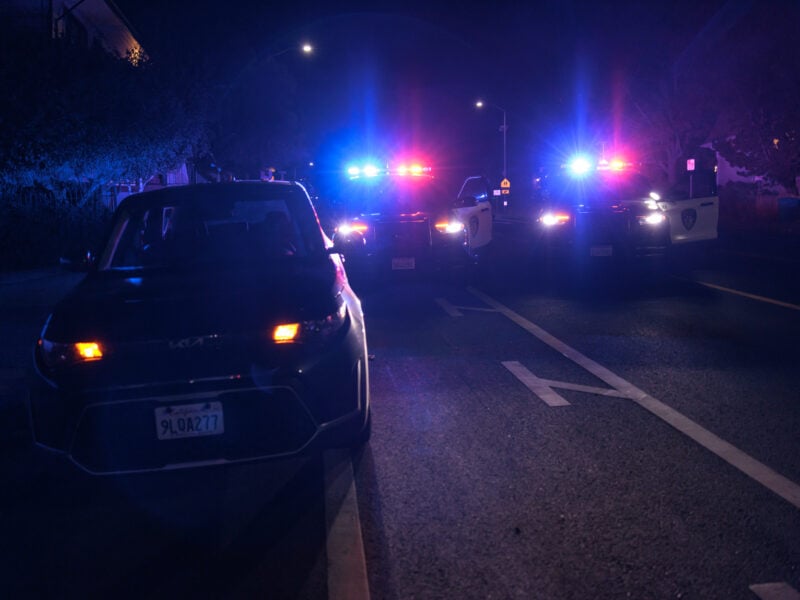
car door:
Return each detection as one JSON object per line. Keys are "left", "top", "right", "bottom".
{"left": 660, "top": 195, "right": 719, "bottom": 244}
{"left": 455, "top": 176, "right": 492, "bottom": 251}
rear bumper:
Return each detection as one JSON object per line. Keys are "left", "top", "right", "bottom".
{"left": 28, "top": 328, "right": 369, "bottom": 475}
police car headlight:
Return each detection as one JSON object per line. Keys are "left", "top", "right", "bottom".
{"left": 540, "top": 212, "right": 571, "bottom": 226}
{"left": 638, "top": 212, "right": 666, "bottom": 226}
{"left": 435, "top": 221, "right": 464, "bottom": 234}
{"left": 336, "top": 221, "right": 368, "bottom": 236}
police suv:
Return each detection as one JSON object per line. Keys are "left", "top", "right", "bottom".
{"left": 534, "top": 156, "right": 718, "bottom": 264}
{"left": 331, "top": 162, "right": 493, "bottom": 277}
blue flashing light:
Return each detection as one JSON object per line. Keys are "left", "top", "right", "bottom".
{"left": 567, "top": 155, "right": 593, "bottom": 177}
{"left": 362, "top": 164, "right": 379, "bottom": 177}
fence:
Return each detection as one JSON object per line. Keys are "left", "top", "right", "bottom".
{"left": 0, "top": 185, "right": 112, "bottom": 271}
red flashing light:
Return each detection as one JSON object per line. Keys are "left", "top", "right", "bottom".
{"left": 392, "top": 162, "right": 430, "bottom": 176}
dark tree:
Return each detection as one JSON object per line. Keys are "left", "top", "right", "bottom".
{"left": 711, "top": 2, "right": 800, "bottom": 194}
{"left": 0, "top": 31, "right": 208, "bottom": 202}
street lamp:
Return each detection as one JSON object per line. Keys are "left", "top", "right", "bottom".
{"left": 267, "top": 42, "right": 314, "bottom": 60}
{"left": 222, "top": 40, "right": 314, "bottom": 99}
{"left": 475, "top": 100, "right": 508, "bottom": 179}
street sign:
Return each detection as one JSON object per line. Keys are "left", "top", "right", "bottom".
{"left": 500, "top": 178, "right": 511, "bottom": 189}
{"left": 686, "top": 158, "right": 696, "bottom": 171}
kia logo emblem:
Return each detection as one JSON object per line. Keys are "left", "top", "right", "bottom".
{"left": 169, "top": 337, "right": 205, "bottom": 350}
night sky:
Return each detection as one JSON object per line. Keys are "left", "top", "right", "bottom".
{"left": 115, "top": 0, "right": 742, "bottom": 187}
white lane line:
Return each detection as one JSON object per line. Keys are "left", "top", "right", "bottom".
{"left": 468, "top": 286, "right": 800, "bottom": 510}
{"left": 435, "top": 297, "right": 463, "bottom": 317}
{"left": 749, "top": 582, "right": 800, "bottom": 600}
{"left": 502, "top": 361, "right": 571, "bottom": 406}
{"left": 693, "top": 280, "right": 800, "bottom": 311}
{"left": 537, "top": 378, "right": 629, "bottom": 398}
{"left": 324, "top": 449, "right": 370, "bottom": 600}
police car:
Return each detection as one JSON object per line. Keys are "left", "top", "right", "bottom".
{"left": 330, "top": 162, "right": 493, "bottom": 277}
{"left": 534, "top": 155, "right": 718, "bottom": 264}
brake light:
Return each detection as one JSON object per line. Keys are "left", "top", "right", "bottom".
{"left": 75, "top": 342, "right": 104, "bottom": 360}
{"left": 38, "top": 338, "right": 105, "bottom": 368}
{"left": 273, "top": 323, "right": 300, "bottom": 343}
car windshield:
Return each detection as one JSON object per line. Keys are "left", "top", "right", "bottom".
{"left": 341, "top": 176, "right": 453, "bottom": 215}
{"left": 543, "top": 171, "right": 653, "bottom": 206}
{"left": 100, "top": 190, "right": 320, "bottom": 271}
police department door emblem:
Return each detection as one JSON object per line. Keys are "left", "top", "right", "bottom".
{"left": 681, "top": 209, "right": 697, "bottom": 231}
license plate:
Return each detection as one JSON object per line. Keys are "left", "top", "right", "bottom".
{"left": 155, "top": 401, "right": 224, "bottom": 440}
{"left": 590, "top": 245, "right": 613, "bottom": 257}
{"left": 391, "top": 257, "right": 416, "bottom": 270}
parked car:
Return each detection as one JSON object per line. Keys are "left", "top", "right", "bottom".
{"left": 29, "top": 181, "right": 370, "bottom": 474}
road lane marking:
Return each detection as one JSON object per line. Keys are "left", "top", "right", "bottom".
{"left": 537, "top": 378, "right": 629, "bottom": 398}
{"left": 750, "top": 582, "right": 800, "bottom": 600}
{"left": 689, "top": 279, "right": 800, "bottom": 311}
{"left": 435, "top": 297, "right": 463, "bottom": 317}
{"left": 324, "top": 450, "right": 370, "bottom": 600}
{"left": 502, "top": 361, "right": 571, "bottom": 406}
{"left": 435, "top": 298, "right": 498, "bottom": 316}
{"left": 468, "top": 286, "right": 800, "bottom": 510}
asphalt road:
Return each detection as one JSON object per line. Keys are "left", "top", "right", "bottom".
{"left": 1, "top": 226, "right": 799, "bottom": 599}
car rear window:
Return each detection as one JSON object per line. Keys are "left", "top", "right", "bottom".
{"left": 100, "top": 191, "right": 321, "bottom": 271}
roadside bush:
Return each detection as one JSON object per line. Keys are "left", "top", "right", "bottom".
{"left": 0, "top": 187, "right": 111, "bottom": 272}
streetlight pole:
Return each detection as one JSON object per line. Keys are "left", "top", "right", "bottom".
{"left": 501, "top": 108, "right": 507, "bottom": 179}
{"left": 475, "top": 100, "right": 507, "bottom": 179}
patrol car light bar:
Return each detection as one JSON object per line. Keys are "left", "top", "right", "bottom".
{"left": 565, "top": 154, "right": 631, "bottom": 177}
{"left": 346, "top": 161, "right": 431, "bottom": 179}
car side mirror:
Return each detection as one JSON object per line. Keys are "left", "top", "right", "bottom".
{"left": 59, "top": 250, "right": 96, "bottom": 272}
